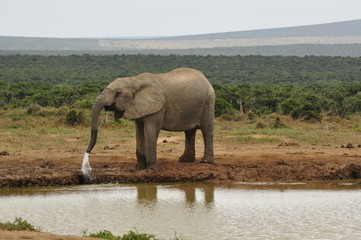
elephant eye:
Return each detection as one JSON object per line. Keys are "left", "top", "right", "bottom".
{"left": 115, "top": 91, "right": 121, "bottom": 97}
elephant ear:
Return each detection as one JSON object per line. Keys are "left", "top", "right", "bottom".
{"left": 123, "top": 83, "right": 165, "bottom": 120}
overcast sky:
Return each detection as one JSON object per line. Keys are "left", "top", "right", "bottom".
{"left": 0, "top": 0, "right": 360, "bottom": 38}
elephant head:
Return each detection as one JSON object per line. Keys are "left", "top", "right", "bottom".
{"left": 85, "top": 77, "right": 165, "bottom": 153}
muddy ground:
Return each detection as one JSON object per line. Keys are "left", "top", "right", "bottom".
{"left": 0, "top": 230, "right": 101, "bottom": 240}
{"left": 1, "top": 139, "right": 361, "bottom": 188}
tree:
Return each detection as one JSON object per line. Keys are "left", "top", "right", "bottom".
{"left": 291, "top": 94, "right": 322, "bottom": 121}
{"left": 215, "top": 97, "right": 234, "bottom": 117}
{"left": 280, "top": 98, "right": 301, "bottom": 115}
{"left": 341, "top": 92, "right": 361, "bottom": 116}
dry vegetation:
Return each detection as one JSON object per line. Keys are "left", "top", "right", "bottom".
{"left": 0, "top": 108, "right": 361, "bottom": 187}
{"left": 1, "top": 108, "right": 360, "bottom": 152}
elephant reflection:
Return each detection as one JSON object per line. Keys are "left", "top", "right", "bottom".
{"left": 137, "top": 184, "right": 158, "bottom": 204}
{"left": 174, "top": 183, "right": 214, "bottom": 206}
{"left": 136, "top": 183, "right": 215, "bottom": 206}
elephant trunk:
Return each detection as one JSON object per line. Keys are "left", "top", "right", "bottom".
{"left": 86, "top": 93, "right": 106, "bottom": 153}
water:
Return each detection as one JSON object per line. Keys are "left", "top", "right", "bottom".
{"left": 1, "top": 182, "right": 361, "bottom": 240}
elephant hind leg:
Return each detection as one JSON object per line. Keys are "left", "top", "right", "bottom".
{"left": 200, "top": 112, "right": 214, "bottom": 164}
{"left": 179, "top": 129, "right": 196, "bottom": 162}
{"left": 200, "top": 129, "right": 214, "bottom": 164}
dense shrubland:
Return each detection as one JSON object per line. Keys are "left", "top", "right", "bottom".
{"left": 0, "top": 54, "right": 360, "bottom": 121}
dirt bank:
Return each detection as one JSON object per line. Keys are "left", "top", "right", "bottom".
{"left": 1, "top": 143, "right": 361, "bottom": 187}
{"left": 0, "top": 230, "right": 101, "bottom": 240}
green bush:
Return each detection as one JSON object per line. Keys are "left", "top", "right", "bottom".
{"left": 86, "top": 229, "right": 183, "bottom": 240}
{"left": 280, "top": 99, "right": 301, "bottom": 115}
{"left": 65, "top": 109, "right": 84, "bottom": 125}
{"left": 73, "top": 98, "right": 93, "bottom": 109}
{"left": 290, "top": 95, "right": 322, "bottom": 121}
{"left": 291, "top": 105, "right": 322, "bottom": 121}
{"left": 215, "top": 97, "right": 234, "bottom": 117}
{"left": 254, "top": 106, "right": 272, "bottom": 116}
{"left": 121, "top": 230, "right": 157, "bottom": 240}
{"left": 247, "top": 111, "right": 256, "bottom": 120}
{"left": 87, "top": 230, "right": 156, "bottom": 240}
{"left": 340, "top": 92, "right": 361, "bottom": 117}
{"left": 87, "top": 230, "right": 121, "bottom": 239}
{"left": 36, "top": 107, "right": 57, "bottom": 117}
{"left": 56, "top": 106, "right": 70, "bottom": 116}
{"left": 26, "top": 104, "right": 41, "bottom": 115}
{"left": 3, "top": 55, "right": 361, "bottom": 119}
{"left": 255, "top": 121, "right": 266, "bottom": 129}
{"left": 0, "top": 217, "right": 39, "bottom": 231}
{"left": 113, "top": 118, "right": 134, "bottom": 128}
{"left": 270, "top": 117, "right": 287, "bottom": 128}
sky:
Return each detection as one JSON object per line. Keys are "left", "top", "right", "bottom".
{"left": 0, "top": 0, "right": 360, "bottom": 38}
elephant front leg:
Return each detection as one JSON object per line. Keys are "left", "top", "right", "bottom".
{"left": 135, "top": 122, "right": 146, "bottom": 170}
{"left": 144, "top": 122, "right": 160, "bottom": 171}
{"left": 179, "top": 129, "right": 196, "bottom": 162}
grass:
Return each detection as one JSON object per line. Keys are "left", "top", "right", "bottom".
{"left": 0, "top": 107, "right": 360, "bottom": 153}
{"left": 237, "top": 136, "right": 281, "bottom": 144}
{"left": 86, "top": 230, "right": 156, "bottom": 240}
{"left": 0, "top": 217, "right": 39, "bottom": 231}
{"left": 37, "top": 127, "right": 75, "bottom": 135}
{"left": 86, "top": 229, "right": 183, "bottom": 240}
{"left": 217, "top": 114, "right": 361, "bottom": 146}
{"left": 0, "top": 218, "right": 181, "bottom": 240}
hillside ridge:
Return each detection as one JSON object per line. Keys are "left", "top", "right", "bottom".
{"left": 157, "top": 19, "right": 361, "bottom": 40}
{"left": 1, "top": 19, "right": 360, "bottom": 56}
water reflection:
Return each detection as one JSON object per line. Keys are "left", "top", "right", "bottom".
{"left": 173, "top": 183, "right": 215, "bottom": 206}
{"left": 137, "top": 184, "right": 157, "bottom": 204}
{"left": 1, "top": 181, "right": 360, "bottom": 197}
{"left": 1, "top": 182, "right": 361, "bottom": 240}
{"left": 135, "top": 183, "right": 215, "bottom": 207}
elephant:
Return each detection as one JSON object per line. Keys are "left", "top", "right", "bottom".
{"left": 85, "top": 68, "right": 215, "bottom": 171}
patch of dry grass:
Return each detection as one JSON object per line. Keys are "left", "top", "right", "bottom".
{"left": 0, "top": 108, "right": 360, "bottom": 154}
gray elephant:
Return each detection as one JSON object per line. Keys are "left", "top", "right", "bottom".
{"left": 85, "top": 68, "right": 215, "bottom": 170}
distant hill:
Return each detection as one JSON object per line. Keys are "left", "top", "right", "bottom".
{"left": 0, "top": 37, "right": 100, "bottom": 51}
{"left": 156, "top": 19, "right": 361, "bottom": 40}
{"left": 1, "top": 19, "right": 361, "bottom": 56}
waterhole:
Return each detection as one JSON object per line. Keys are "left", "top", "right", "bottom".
{"left": 1, "top": 182, "right": 361, "bottom": 239}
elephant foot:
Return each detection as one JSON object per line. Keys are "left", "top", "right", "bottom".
{"left": 200, "top": 155, "right": 214, "bottom": 164}
{"left": 178, "top": 154, "right": 195, "bottom": 163}
{"left": 136, "top": 163, "right": 146, "bottom": 170}
{"left": 136, "top": 152, "right": 147, "bottom": 170}
{"left": 146, "top": 163, "right": 158, "bottom": 171}
{"left": 136, "top": 160, "right": 147, "bottom": 170}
